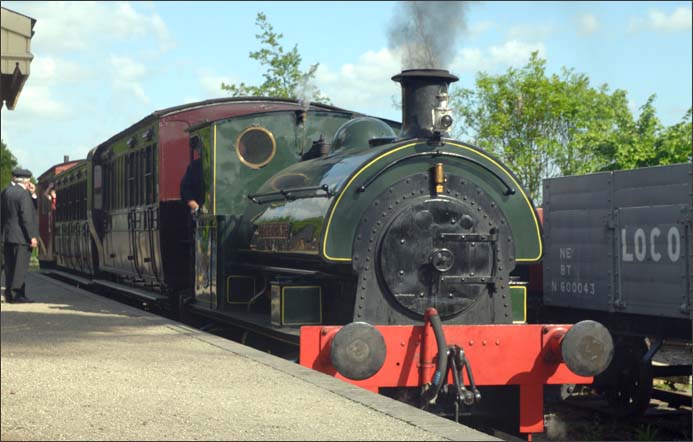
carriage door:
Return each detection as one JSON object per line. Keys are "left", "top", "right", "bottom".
{"left": 135, "top": 149, "right": 150, "bottom": 280}
{"left": 79, "top": 181, "right": 90, "bottom": 273}
{"left": 144, "top": 144, "right": 162, "bottom": 285}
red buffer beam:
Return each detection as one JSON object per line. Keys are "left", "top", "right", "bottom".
{"left": 300, "top": 318, "right": 613, "bottom": 435}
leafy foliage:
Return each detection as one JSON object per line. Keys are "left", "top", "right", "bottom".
{"left": 1, "top": 138, "right": 18, "bottom": 189}
{"left": 221, "top": 12, "right": 329, "bottom": 104}
{"left": 452, "top": 52, "right": 692, "bottom": 201}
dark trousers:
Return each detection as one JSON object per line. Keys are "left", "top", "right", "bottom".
{"left": 3, "top": 242, "right": 31, "bottom": 300}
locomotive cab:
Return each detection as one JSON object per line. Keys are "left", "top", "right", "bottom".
{"left": 184, "top": 104, "right": 400, "bottom": 325}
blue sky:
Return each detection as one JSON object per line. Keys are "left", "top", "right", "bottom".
{"left": 2, "top": 1, "right": 691, "bottom": 177}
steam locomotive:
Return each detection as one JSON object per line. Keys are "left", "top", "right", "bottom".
{"left": 37, "top": 69, "right": 615, "bottom": 438}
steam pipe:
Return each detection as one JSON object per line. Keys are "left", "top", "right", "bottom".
{"left": 421, "top": 307, "right": 448, "bottom": 404}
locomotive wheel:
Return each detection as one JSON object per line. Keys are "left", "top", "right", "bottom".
{"left": 599, "top": 338, "right": 653, "bottom": 417}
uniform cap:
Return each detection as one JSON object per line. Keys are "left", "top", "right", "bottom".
{"left": 11, "top": 168, "right": 32, "bottom": 178}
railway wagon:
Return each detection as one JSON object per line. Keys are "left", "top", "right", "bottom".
{"left": 541, "top": 163, "right": 692, "bottom": 415}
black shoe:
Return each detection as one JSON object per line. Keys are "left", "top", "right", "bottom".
{"left": 13, "top": 296, "right": 33, "bottom": 303}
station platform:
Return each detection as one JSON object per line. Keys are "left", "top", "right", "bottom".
{"left": 1, "top": 272, "right": 497, "bottom": 441}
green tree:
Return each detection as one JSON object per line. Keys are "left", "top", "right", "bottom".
{"left": 591, "top": 99, "right": 691, "bottom": 171}
{"left": 654, "top": 108, "right": 692, "bottom": 165}
{"left": 221, "top": 12, "right": 329, "bottom": 104}
{"left": 452, "top": 52, "right": 692, "bottom": 201}
{"left": 1, "top": 138, "right": 18, "bottom": 189}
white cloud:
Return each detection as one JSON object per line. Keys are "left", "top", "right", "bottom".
{"left": 110, "top": 55, "right": 147, "bottom": 80}
{"left": 109, "top": 55, "right": 148, "bottom": 104}
{"left": 197, "top": 69, "right": 240, "bottom": 98}
{"left": 315, "top": 48, "right": 401, "bottom": 116}
{"left": 468, "top": 20, "right": 495, "bottom": 38}
{"left": 17, "top": 1, "right": 173, "bottom": 52}
{"left": 506, "top": 23, "right": 554, "bottom": 41}
{"left": 10, "top": 84, "right": 69, "bottom": 119}
{"left": 312, "top": 41, "right": 547, "bottom": 118}
{"left": 577, "top": 13, "right": 599, "bottom": 35}
{"left": 451, "top": 41, "right": 547, "bottom": 74}
{"left": 30, "top": 55, "right": 91, "bottom": 86}
{"left": 0, "top": 55, "right": 88, "bottom": 120}
{"left": 628, "top": 6, "right": 692, "bottom": 33}
{"left": 0, "top": 2, "right": 170, "bottom": 118}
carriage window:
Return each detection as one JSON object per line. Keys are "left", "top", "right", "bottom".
{"left": 94, "top": 165, "right": 102, "bottom": 191}
{"left": 127, "top": 153, "right": 135, "bottom": 207}
{"left": 66, "top": 184, "right": 73, "bottom": 221}
{"left": 103, "top": 164, "right": 110, "bottom": 210}
{"left": 81, "top": 181, "right": 87, "bottom": 219}
{"left": 236, "top": 127, "right": 276, "bottom": 169}
{"left": 77, "top": 184, "right": 81, "bottom": 219}
{"left": 137, "top": 149, "right": 144, "bottom": 206}
{"left": 71, "top": 184, "right": 75, "bottom": 220}
{"left": 144, "top": 145, "right": 154, "bottom": 204}
{"left": 118, "top": 156, "right": 125, "bottom": 209}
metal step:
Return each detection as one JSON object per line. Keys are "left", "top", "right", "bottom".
{"left": 41, "top": 269, "right": 93, "bottom": 287}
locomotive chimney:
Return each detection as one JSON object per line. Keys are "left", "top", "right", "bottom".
{"left": 64, "top": 155, "right": 70, "bottom": 163}
{"left": 392, "top": 69, "right": 459, "bottom": 139}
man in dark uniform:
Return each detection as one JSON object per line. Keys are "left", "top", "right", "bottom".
{"left": 1, "top": 168, "right": 39, "bottom": 303}
{"left": 180, "top": 158, "right": 203, "bottom": 216}
{"left": 180, "top": 140, "right": 204, "bottom": 292}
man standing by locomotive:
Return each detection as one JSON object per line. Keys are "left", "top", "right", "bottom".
{"left": 1, "top": 168, "right": 39, "bottom": 303}
{"left": 179, "top": 136, "right": 205, "bottom": 298}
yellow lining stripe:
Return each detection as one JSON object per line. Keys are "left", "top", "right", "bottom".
{"left": 323, "top": 142, "right": 416, "bottom": 261}
{"left": 511, "top": 285, "right": 527, "bottom": 324}
{"left": 322, "top": 141, "right": 542, "bottom": 262}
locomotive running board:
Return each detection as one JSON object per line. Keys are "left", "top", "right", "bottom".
{"left": 40, "top": 270, "right": 167, "bottom": 305}
{"left": 41, "top": 269, "right": 94, "bottom": 287}
{"left": 91, "top": 279, "right": 168, "bottom": 304}
{"left": 187, "top": 303, "right": 301, "bottom": 346}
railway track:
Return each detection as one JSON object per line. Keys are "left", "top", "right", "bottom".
{"left": 538, "top": 386, "right": 691, "bottom": 441}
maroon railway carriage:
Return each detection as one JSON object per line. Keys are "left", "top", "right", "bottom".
{"left": 36, "top": 159, "right": 81, "bottom": 266}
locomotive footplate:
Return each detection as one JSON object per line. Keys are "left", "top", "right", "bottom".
{"left": 188, "top": 304, "right": 301, "bottom": 346}
{"left": 300, "top": 311, "right": 614, "bottom": 436}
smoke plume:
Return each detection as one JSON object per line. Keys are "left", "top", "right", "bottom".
{"left": 388, "top": 1, "right": 469, "bottom": 70}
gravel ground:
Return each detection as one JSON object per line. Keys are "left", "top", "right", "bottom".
{"left": 1, "top": 273, "right": 495, "bottom": 441}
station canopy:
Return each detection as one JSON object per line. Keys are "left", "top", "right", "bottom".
{"left": 1, "top": 7, "right": 36, "bottom": 110}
